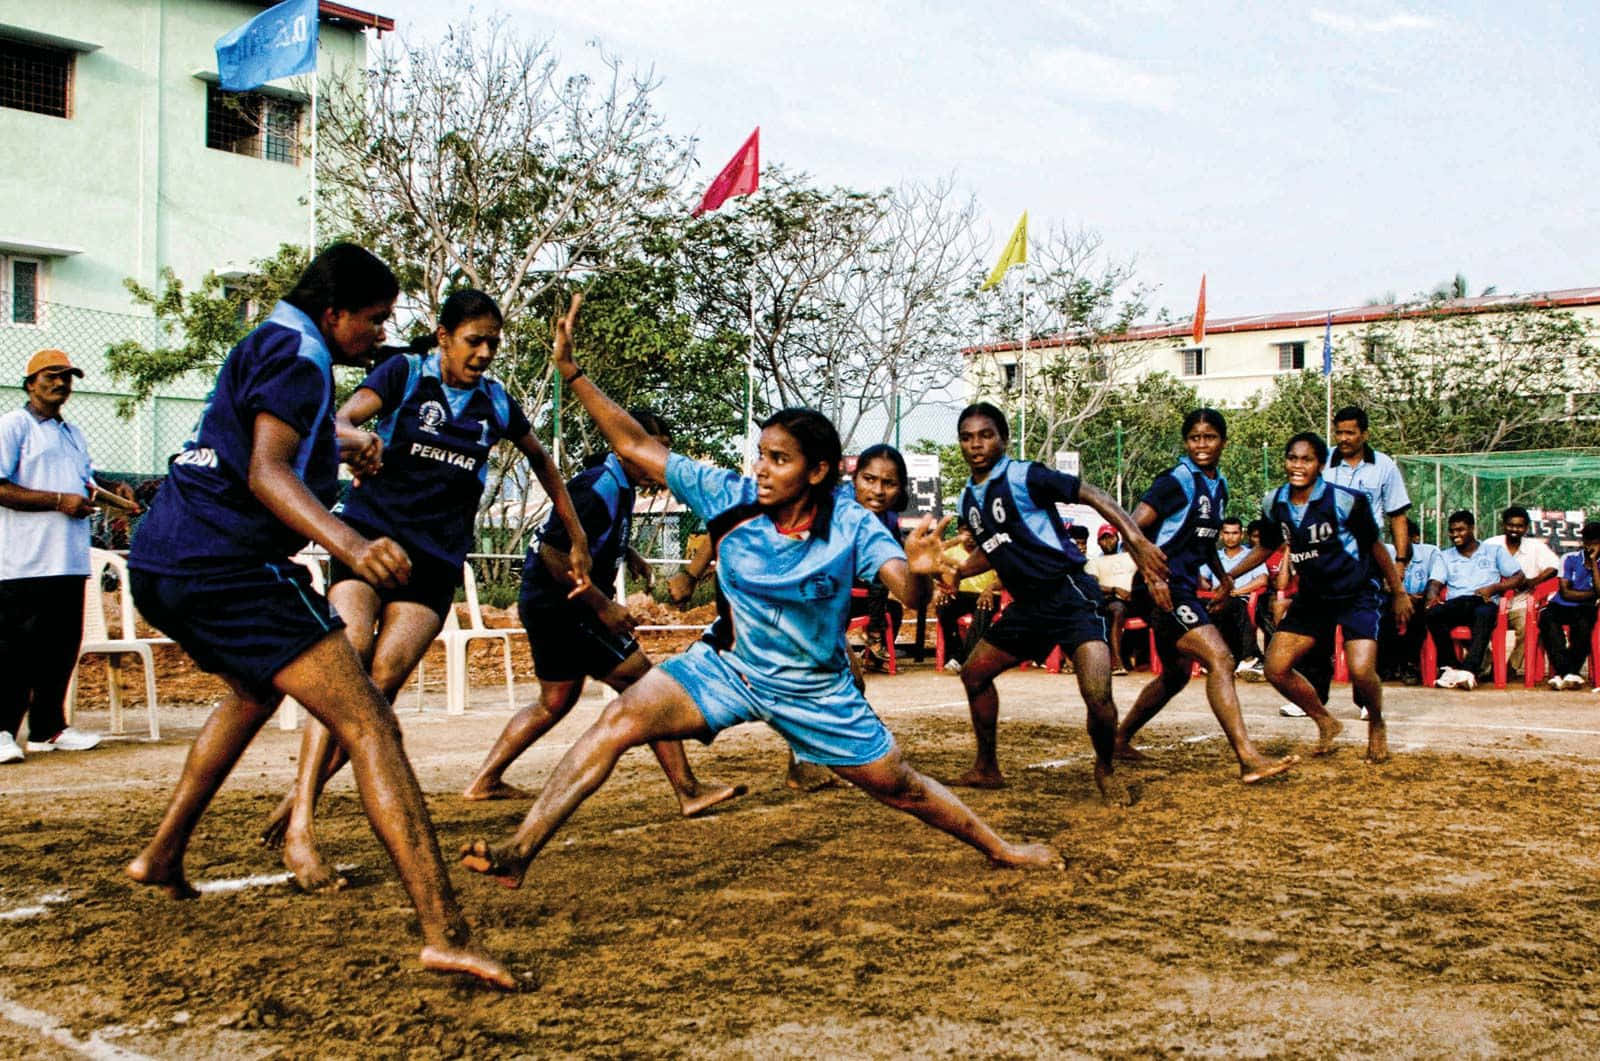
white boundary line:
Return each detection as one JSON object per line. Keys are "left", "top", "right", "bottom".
{"left": 0, "top": 891, "right": 69, "bottom": 922}
{"left": 0, "top": 996, "right": 154, "bottom": 1060}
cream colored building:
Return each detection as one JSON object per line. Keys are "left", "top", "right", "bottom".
{"left": 966, "top": 287, "right": 1600, "bottom": 407}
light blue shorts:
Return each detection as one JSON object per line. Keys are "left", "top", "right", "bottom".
{"left": 659, "top": 640, "right": 895, "bottom": 767}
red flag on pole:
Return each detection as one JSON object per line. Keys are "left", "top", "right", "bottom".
{"left": 1192, "top": 274, "right": 1207, "bottom": 346}
{"left": 692, "top": 127, "right": 760, "bottom": 217}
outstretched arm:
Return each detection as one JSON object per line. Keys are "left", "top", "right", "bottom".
{"left": 879, "top": 515, "right": 956, "bottom": 609}
{"left": 550, "top": 294, "right": 669, "bottom": 485}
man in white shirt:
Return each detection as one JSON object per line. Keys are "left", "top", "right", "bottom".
{"left": 1085, "top": 524, "right": 1139, "bottom": 674}
{"left": 0, "top": 350, "right": 138, "bottom": 761}
{"left": 1482, "top": 505, "right": 1559, "bottom": 675}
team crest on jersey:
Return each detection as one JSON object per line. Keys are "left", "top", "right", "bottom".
{"left": 799, "top": 572, "right": 838, "bottom": 600}
{"left": 967, "top": 507, "right": 983, "bottom": 532}
{"left": 418, "top": 400, "right": 448, "bottom": 435}
{"left": 1197, "top": 495, "right": 1213, "bottom": 520}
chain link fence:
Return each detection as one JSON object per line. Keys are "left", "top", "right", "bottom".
{"left": 1, "top": 300, "right": 210, "bottom": 476}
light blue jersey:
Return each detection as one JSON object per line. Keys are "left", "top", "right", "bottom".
{"left": 1437, "top": 541, "right": 1520, "bottom": 596}
{"left": 665, "top": 453, "right": 903, "bottom": 695}
{"left": 1389, "top": 541, "right": 1445, "bottom": 596}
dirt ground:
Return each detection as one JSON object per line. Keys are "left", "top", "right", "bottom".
{"left": 4, "top": 656, "right": 1600, "bottom": 1058}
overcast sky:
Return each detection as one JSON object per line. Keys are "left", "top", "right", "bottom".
{"left": 370, "top": 0, "right": 1599, "bottom": 321}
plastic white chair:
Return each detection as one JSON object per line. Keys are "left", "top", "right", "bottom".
{"left": 65, "top": 549, "right": 160, "bottom": 739}
{"left": 413, "top": 563, "right": 520, "bottom": 715}
{"left": 275, "top": 552, "right": 328, "bottom": 731}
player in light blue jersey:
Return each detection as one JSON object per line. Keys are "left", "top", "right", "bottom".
{"left": 257, "top": 290, "right": 593, "bottom": 891}
{"left": 460, "top": 296, "right": 1061, "bottom": 888}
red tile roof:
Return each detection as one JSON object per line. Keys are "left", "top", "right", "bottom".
{"left": 255, "top": 2, "right": 394, "bottom": 33}
{"left": 965, "top": 286, "right": 1600, "bottom": 356}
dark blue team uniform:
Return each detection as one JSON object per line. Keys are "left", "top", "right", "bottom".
{"left": 129, "top": 302, "right": 346, "bottom": 700}
{"left": 1139, "top": 456, "right": 1227, "bottom": 643}
{"left": 328, "top": 352, "right": 530, "bottom": 616}
{"left": 1260, "top": 480, "right": 1384, "bottom": 642}
{"left": 518, "top": 453, "right": 640, "bottom": 682}
{"left": 959, "top": 455, "right": 1105, "bottom": 661}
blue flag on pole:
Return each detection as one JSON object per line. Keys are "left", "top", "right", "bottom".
{"left": 217, "top": 0, "right": 319, "bottom": 92}
{"left": 1321, "top": 312, "right": 1333, "bottom": 376}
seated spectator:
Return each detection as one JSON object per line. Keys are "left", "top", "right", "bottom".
{"left": 1201, "top": 516, "right": 1267, "bottom": 680}
{"left": 1482, "top": 505, "right": 1560, "bottom": 676}
{"left": 1378, "top": 517, "right": 1444, "bottom": 684}
{"left": 1425, "top": 510, "right": 1525, "bottom": 690}
{"left": 934, "top": 528, "right": 1001, "bottom": 671}
{"left": 1086, "top": 524, "right": 1140, "bottom": 674}
{"left": 1536, "top": 521, "right": 1600, "bottom": 690}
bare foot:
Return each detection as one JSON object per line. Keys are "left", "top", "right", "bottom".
{"left": 126, "top": 853, "right": 200, "bottom": 900}
{"left": 990, "top": 841, "right": 1065, "bottom": 870}
{"left": 1113, "top": 743, "right": 1149, "bottom": 764}
{"left": 1364, "top": 720, "right": 1390, "bottom": 764}
{"left": 459, "top": 839, "right": 528, "bottom": 889}
{"left": 1313, "top": 716, "right": 1345, "bottom": 756}
{"left": 419, "top": 944, "right": 518, "bottom": 990}
{"left": 677, "top": 782, "right": 748, "bottom": 818}
{"left": 949, "top": 766, "right": 1008, "bottom": 789}
{"left": 461, "top": 780, "right": 534, "bottom": 802}
{"left": 1240, "top": 754, "right": 1300, "bottom": 784}
{"left": 282, "top": 832, "right": 348, "bottom": 893}
{"left": 1094, "top": 761, "right": 1132, "bottom": 806}
{"left": 785, "top": 759, "right": 841, "bottom": 792}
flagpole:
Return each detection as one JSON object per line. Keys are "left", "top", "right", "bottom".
{"left": 1019, "top": 280, "right": 1028, "bottom": 461}
{"left": 744, "top": 280, "right": 756, "bottom": 474}
{"left": 308, "top": 71, "right": 318, "bottom": 255}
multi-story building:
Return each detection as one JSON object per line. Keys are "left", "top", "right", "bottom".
{"left": 967, "top": 287, "right": 1600, "bottom": 407}
{"left": 0, "top": 1, "right": 392, "bottom": 471}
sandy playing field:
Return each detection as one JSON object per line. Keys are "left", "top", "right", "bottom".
{"left": 3, "top": 662, "right": 1600, "bottom": 1059}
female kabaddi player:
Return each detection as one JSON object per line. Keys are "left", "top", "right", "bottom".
{"left": 945, "top": 402, "right": 1167, "bottom": 796}
{"left": 1229, "top": 432, "right": 1411, "bottom": 762}
{"left": 126, "top": 245, "right": 512, "bottom": 987}
{"left": 1111, "top": 409, "right": 1299, "bottom": 782}
{"left": 459, "top": 295, "right": 1061, "bottom": 887}
{"left": 460, "top": 409, "right": 745, "bottom": 816}
{"left": 258, "top": 288, "right": 593, "bottom": 891}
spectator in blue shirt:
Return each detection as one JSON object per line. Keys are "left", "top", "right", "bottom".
{"left": 1537, "top": 522, "right": 1600, "bottom": 690}
{"left": 1425, "top": 510, "right": 1525, "bottom": 689}
{"left": 1378, "top": 517, "right": 1444, "bottom": 683}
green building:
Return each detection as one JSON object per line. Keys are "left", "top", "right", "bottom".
{"left": 0, "top": 0, "right": 391, "bottom": 472}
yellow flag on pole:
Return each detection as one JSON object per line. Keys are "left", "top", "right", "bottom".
{"left": 981, "top": 211, "right": 1028, "bottom": 290}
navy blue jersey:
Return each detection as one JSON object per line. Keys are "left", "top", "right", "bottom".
{"left": 523, "top": 453, "right": 634, "bottom": 601}
{"left": 334, "top": 352, "right": 530, "bottom": 568}
{"left": 131, "top": 302, "right": 339, "bottom": 574}
{"left": 959, "top": 455, "right": 1085, "bottom": 600}
{"left": 1261, "top": 480, "right": 1380, "bottom": 598}
{"left": 1140, "top": 456, "right": 1228, "bottom": 594}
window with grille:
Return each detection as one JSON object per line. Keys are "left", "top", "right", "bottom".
{"left": 1002, "top": 362, "right": 1019, "bottom": 391}
{"left": 0, "top": 37, "right": 72, "bottom": 118}
{"left": 205, "top": 83, "right": 302, "bottom": 164}
{"left": 3, "top": 257, "right": 42, "bottom": 325}
{"left": 1277, "top": 341, "right": 1306, "bottom": 370}
{"left": 1179, "top": 346, "right": 1205, "bottom": 376}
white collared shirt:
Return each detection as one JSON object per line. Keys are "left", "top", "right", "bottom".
{"left": 0, "top": 406, "right": 94, "bottom": 579}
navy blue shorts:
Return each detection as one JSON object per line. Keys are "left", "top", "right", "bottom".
{"left": 1278, "top": 589, "right": 1382, "bottom": 644}
{"left": 130, "top": 561, "right": 345, "bottom": 704}
{"left": 328, "top": 550, "right": 460, "bottom": 620}
{"left": 519, "top": 594, "right": 640, "bottom": 683}
{"left": 1150, "top": 584, "right": 1214, "bottom": 650}
{"left": 982, "top": 573, "right": 1107, "bottom": 663}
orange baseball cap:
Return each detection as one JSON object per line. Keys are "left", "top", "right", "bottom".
{"left": 25, "top": 349, "right": 84, "bottom": 379}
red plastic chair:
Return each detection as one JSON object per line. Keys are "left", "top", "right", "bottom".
{"left": 1420, "top": 589, "right": 1513, "bottom": 689}
{"left": 1523, "top": 579, "right": 1598, "bottom": 689}
{"left": 934, "top": 591, "right": 1011, "bottom": 672}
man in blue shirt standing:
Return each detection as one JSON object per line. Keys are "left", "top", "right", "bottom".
{"left": 1426, "top": 510, "right": 1524, "bottom": 689}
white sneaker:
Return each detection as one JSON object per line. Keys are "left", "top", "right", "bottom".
{"left": 25, "top": 727, "right": 101, "bottom": 753}
{"left": 0, "top": 732, "right": 23, "bottom": 764}
{"left": 1457, "top": 671, "right": 1479, "bottom": 691}
{"left": 1563, "top": 674, "right": 1587, "bottom": 691}
{"left": 943, "top": 659, "right": 962, "bottom": 673}
{"left": 1549, "top": 675, "right": 1566, "bottom": 690}
{"left": 1435, "top": 667, "right": 1465, "bottom": 689}
{"left": 1359, "top": 706, "right": 1370, "bottom": 721}
{"left": 1279, "top": 702, "right": 1307, "bottom": 717}
{"left": 1236, "top": 658, "right": 1265, "bottom": 681}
